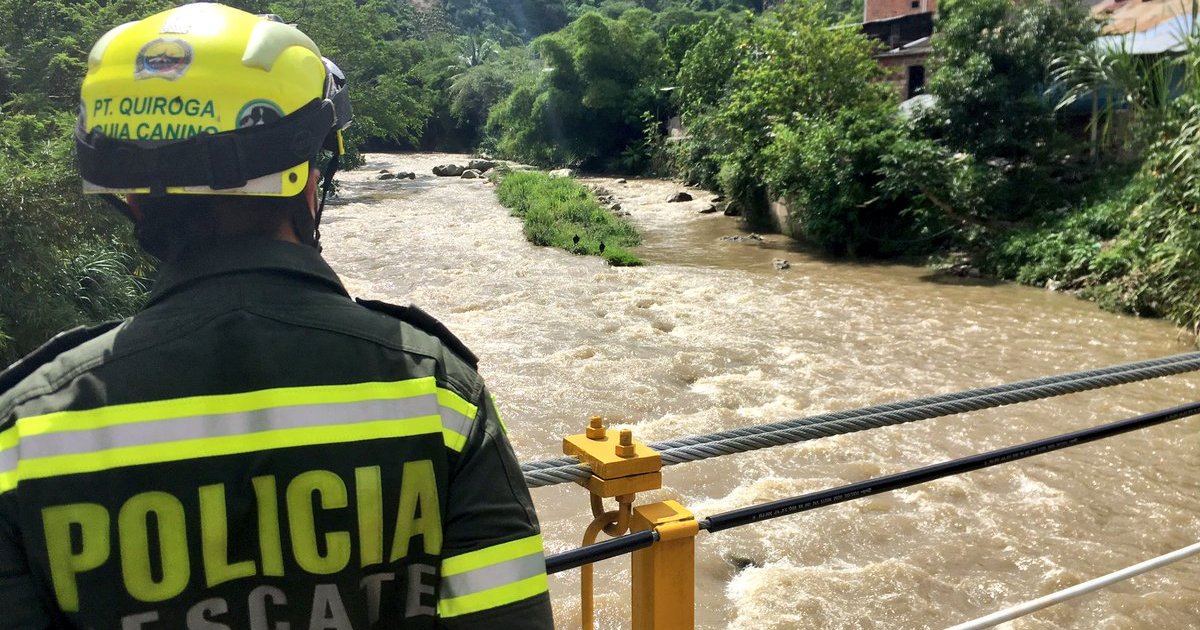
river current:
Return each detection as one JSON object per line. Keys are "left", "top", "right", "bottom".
{"left": 322, "top": 153, "right": 1199, "bottom": 629}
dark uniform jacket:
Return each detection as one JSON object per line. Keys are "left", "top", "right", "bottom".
{"left": 0, "top": 238, "right": 554, "bottom": 629}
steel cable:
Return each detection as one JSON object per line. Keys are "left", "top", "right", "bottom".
{"left": 521, "top": 352, "right": 1200, "bottom": 488}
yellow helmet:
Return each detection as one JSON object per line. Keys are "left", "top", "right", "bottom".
{"left": 77, "top": 3, "right": 351, "bottom": 198}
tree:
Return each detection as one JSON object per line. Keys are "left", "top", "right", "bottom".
{"left": 268, "top": 0, "right": 437, "bottom": 153}
{"left": 709, "top": 0, "right": 887, "bottom": 208}
{"left": 882, "top": 0, "right": 1096, "bottom": 233}
{"left": 486, "top": 9, "right": 669, "bottom": 167}
{"left": 448, "top": 47, "right": 532, "bottom": 148}
{"left": 441, "top": 0, "right": 572, "bottom": 42}
{"left": 672, "top": 16, "right": 746, "bottom": 118}
{"left": 924, "top": 0, "right": 1093, "bottom": 160}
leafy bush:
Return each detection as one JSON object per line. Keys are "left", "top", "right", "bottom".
{"left": 978, "top": 170, "right": 1138, "bottom": 286}
{"left": 926, "top": 0, "right": 1092, "bottom": 160}
{"left": 672, "top": 0, "right": 891, "bottom": 232}
{"left": 0, "top": 112, "right": 150, "bottom": 364}
{"left": 495, "top": 171, "right": 642, "bottom": 265}
{"left": 764, "top": 104, "right": 945, "bottom": 256}
{"left": 1087, "top": 93, "right": 1200, "bottom": 329}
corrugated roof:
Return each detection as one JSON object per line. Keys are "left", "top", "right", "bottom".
{"left": 1097, "top": 13, "right": 1195, "bottom": 54}
{"left": 1093, "top": 0, "right": 1193, "bottom": 35}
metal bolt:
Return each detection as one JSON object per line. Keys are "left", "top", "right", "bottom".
{"left": 586, "top": 416, "right": 607, "bottom": 440}
{"left": 616, "top": 429, "right": 636, "bottom": 457}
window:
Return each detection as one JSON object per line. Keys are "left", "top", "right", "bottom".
{"left": 911, "top": 0, "right": 920, "bottom": 7}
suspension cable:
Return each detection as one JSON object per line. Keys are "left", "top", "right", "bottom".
{"left": 523, "top": 352, "right": 1200, "bottom": 488}
{"left": 946, "top": 541, "right": 1200, "bottom": 630}
{"left": 541, "top": 401, "right": 1200, "bottom": 572}
{"left": 699, "top": 400, "right": 1200, "bottom": 533}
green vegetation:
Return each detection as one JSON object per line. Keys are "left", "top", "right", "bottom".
{"left": 10, "top": 0, "right": 1200, "bottom": 361}
{"left": 0, "top": 111, "right": 151, "bottom": 364}
{"left": 668, "top": 1, "right": 904, "bottom": 252}
{"left": 495, "top": 171, "right": 642, "bottom": 266}
{"left": 881, "top": 0, "right": 1200, "bottom": 333}
{"left": 486, "top": 10, "right": 669, "bottom": 169}
{"left": 0, "top": 1, "right": 170, "bottom": 364}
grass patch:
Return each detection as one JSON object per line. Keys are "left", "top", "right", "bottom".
{"left": 494, "top": 171, "right": 642, "bottom": 266}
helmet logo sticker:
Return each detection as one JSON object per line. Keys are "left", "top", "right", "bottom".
{"left": 237, "top": 100, "right": 283, "bottom": 128}
{"left": 135, "top": 38, "right": 193, "bottom": 81}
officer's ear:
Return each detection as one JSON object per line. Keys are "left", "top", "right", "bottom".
{"left": 304, "top": 167, "right": 321, "bottom": 219}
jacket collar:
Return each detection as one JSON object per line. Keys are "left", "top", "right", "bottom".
{"left": 147, "top": 237, "right": 349, "bottom": 307}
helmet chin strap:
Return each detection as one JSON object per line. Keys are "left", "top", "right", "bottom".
{"left": 312, "top": 153, "right": 340, "bottom": 252}
{"left": 99, "top": 194, "right": 137, "bottom": 222}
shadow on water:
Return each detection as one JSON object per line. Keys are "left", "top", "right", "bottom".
{"left": 918, "top": 272, "right": 1007, "bottom": 287}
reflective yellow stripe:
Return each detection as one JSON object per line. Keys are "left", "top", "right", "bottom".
{"left": 436, "top": 389, "right": 477, "bottom": 422}
{"left": 0, "top": 428, "right": 17, "bottom": 494}
{"left": 0, "top": 471, "right": 15, "bottom": 494}
{"left": 439, "top": 388, "right": 475, "bottom": 451}
{"left": 438, "top": 536, "right": 550, "bottom": 616}
{"left": 441, "top": 428, "right": 468, "bottom": 453}
{"left": 442, "top": 534, "right": 545, "bottom": 576}
{"left": 437, "top": 573, "right": 548, "bottom": 618}
{"left": 437, "top": 389, "right": 477, "bottom": 452}
{"left": 0, "top": 428, "right": 16, "bottom": 450}
{"left": 17, "top": 378, "right": 441, "bottom": 437}
{"left": 491, "top": 395, "right": 508, "bottom": 434}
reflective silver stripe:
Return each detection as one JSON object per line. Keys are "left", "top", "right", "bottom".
{"left": 439, "top": 552, "right": 546, "bottom": 600}
{"left": 0, "top": 447, "right": 16, "bottom": 475}
{"left": 439, "top": 405, "right": 473, "bottom": 439}
{"left": 17, "top": 395, "right": 441, "bottom": 460}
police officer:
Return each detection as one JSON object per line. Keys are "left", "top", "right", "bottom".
{"left": 0, "top": 4, "right": 553, "bottom": 628}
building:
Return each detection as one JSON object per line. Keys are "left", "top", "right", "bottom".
{"left": 866, "top": 0, "right": 938, "bottom": 22}
{"left": 861, "top": 0, "right": 937, "bottom": 99}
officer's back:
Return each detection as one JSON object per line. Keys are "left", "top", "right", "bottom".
{"left": 0, "top": 4, "right": 553, "bottom": 628}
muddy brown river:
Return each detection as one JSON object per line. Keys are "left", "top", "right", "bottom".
{"left": 322, "top": 153, "right": 1199, "bottom": 629}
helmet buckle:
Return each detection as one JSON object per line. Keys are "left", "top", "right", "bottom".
{"left": 202, "top": 134, "right": 249, "bottom": 190}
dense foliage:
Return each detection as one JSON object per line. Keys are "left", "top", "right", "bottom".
{"left": 0, "top": 0, "right": 178, "bottom": 363}
{"left": 662, "top": 0, "right": 1200, "bottom": 333}
{"left": 883, "top": 0, "right": 1200, "bottom": 332}
{"left": 486, "top": 10, "right": 669, "bottom": 168}
{"left": 667, "top": 0, "right": 906, "bottom": 252}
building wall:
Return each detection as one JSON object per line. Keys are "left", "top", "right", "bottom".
{"left": 865, "top": 0, "right": 938, "bottom": 22}
{"left": 876, "top": 53, "right": 930, "bottom": 99}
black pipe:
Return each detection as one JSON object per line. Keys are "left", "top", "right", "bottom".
{"left": 701, "top": 400, "right": 1200, "bottom": 534}
{"left": 544, "top": 530, "right": 658, "bottom": 575}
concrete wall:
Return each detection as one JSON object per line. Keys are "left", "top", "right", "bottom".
{"left": 865, "top": 0, "right": 938, "bottom": 22}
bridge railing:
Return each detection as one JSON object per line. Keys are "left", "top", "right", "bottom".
{"left": 523, "top": 353, "right": 1200, "bottom": 629}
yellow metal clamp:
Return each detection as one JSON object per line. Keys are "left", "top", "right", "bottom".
{"left": 563, "top": 417, "right": 697, "bottom": 630}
